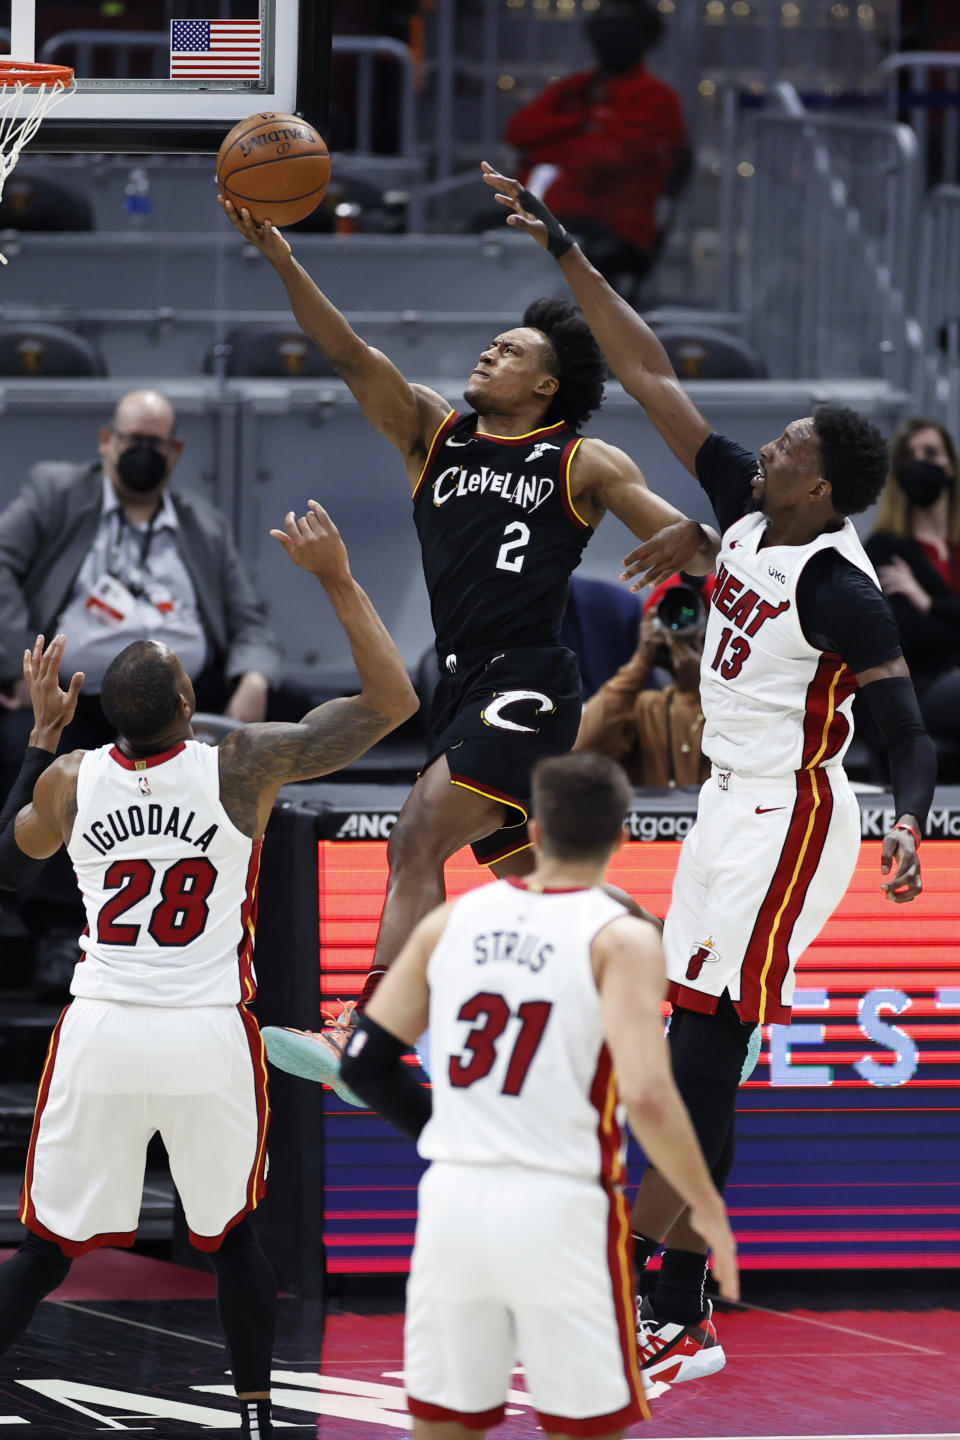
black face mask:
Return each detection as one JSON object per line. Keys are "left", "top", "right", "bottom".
{"left": 896, "top": 459, "right": 953, "bottom": 509}
{"left": 116, "top": 443, "right": 168, "bottom": 495}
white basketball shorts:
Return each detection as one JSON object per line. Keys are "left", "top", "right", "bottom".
{"left": 20, "top": 998, "right": 269, "bottom": 1254}
{"left": 664, "top": 765, "right": 861, "bottom": 1025}
{"left": 405, "top": 1162, "right": 648, "bottom": 1434}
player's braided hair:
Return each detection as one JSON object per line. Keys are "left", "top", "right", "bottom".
{"left": 812, "top": 405, "right": 890, "bottom": 516}
{"left": 101, "top": 640, "right": 181, "bottom": 743}
{"left": 523, "top": 297, "right": 606, "bottom": 431}
{"left": 532, "top": 753, "right": 633, "bottom": 861}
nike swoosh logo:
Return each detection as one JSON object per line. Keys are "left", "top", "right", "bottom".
{"left": 755, "top": 806, "right": 785, "bottom": 814}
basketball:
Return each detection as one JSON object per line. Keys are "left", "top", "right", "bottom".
{"left": 217, "top": 112, "right": 330, "bottom": 227}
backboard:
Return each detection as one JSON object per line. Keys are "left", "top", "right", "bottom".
{"left": 0, "top": 0, "right": 330, "bottom": 152}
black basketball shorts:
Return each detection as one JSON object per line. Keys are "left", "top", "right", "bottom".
{"left": 424, "top": 645, "right": 582, "bottom": 865}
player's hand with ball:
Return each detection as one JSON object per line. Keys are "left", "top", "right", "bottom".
{"left": 219, "top": 196, "right": 292, "bottom": 267}
{"left": 271, "top": 500, "right": 351, "bottom": 586}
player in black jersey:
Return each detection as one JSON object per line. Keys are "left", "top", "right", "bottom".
{"left": 484, "top": 162, "right": 939, "bottom": 1383}
{"left": 222, "top": 201, "right": 718, "bottom": 1096}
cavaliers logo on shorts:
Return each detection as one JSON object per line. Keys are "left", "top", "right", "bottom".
{"left": 480, "top": 689, "right": 556, "bottom": 734}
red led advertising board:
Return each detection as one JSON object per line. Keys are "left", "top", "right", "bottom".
{"left": 319, "top": 840, "right": 960, "bottom": 1273}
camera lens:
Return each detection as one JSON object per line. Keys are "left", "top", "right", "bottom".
{"left": 656, "top": 584, "right": 704, "bottom": 638}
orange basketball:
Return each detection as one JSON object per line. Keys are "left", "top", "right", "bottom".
{"left": 217, "top": 112, "right": 330, "bottom": 227}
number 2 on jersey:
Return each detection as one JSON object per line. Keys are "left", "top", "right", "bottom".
{"left": 495, "top": 520, "right": 530, "bottom": 574}
{"left": 448, "top": 992, "right": 552, "bottom": 1096}
{"left": 98, "top": 857, "right": 217, "bottom": 947}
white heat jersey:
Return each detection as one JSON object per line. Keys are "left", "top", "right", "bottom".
{"left": 418, "top": 879, "right": 628, "bottom": 1183}
{"left": 700, "top": 512, "right": 880, "bottom": 776}
{"left": 67, "top": 741, "right": 260, "bottom": 1006}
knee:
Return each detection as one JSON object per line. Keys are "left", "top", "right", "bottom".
{"left": 18, "top": 1232, "right": 72, "bottom": 1289}
{"left": 386, "top": 810, "right": 445, "bottom": 876}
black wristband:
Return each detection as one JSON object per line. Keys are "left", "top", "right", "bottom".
{"left": 0, "top": 745, "right": 56, "bottom": 890}
{"left": 340, "top": 1014, "right": 432, "bottom": 1141}
{"left": 517, "top": 188, "right": 574, "bottom": 259}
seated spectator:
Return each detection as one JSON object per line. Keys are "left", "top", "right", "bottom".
{"left": 865, "top": 417, "right": 960, "bottom": 744}
{"left": 560, "top": 574, "right": 642, "bottom": 698}
{"left": 0, "top": 388, "right": 287, "bottom": 996}
{"left": 505, "top": 0, "right": 690, "bottom": 297}
{"left": 575, "top": 573, "right": 712, "bottom": 786}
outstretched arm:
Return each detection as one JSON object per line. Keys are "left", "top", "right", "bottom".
{"left": 481, "top": 163, "right": 713, "bottom": 476}
{"left": 573, "top": 438, "right": 720, "bottom": 583}
{"left": 0, "top": 634, "right": 85, "bottom": 883}
{"left": 218, "top": 503, "right": 419, "bottom": 835}
{"left": 220, "top": 201, "right": 449, "bottom": 477}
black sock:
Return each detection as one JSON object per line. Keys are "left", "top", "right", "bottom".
{"left": 0, "top": 1234, "right": 72, "bottom": 1355}
{"left": 632, "top": 1231, "right": 660, "bottom": 1288}
{"left": 649, "top": 1247, "right": 708, "bottom": 1325}
{"left": 239, "top": 1397, "right": 271, "bottom": 1438}
{"left": 207, "top": 1217, "right": 277, "bottom": 1393}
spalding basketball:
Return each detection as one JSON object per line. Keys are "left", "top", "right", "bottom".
{"left": 217, "top": 112, "right": 330, "bottom": 227}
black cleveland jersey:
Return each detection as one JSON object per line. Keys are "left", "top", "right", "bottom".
{"left": 413, "top": 410, "right": 594, "bottom": 656}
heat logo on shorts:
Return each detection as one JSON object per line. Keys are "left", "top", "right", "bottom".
{"left": 686, "top": 936, "right": 721, "bottom": 980}
{"left": 481, "top": 689, "right": 556, "bottom": 734}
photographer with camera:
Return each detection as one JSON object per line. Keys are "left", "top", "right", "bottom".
{"left": 575, "top": 572, "right": 711, "bottom": 787}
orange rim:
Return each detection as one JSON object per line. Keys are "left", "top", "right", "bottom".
{"left": 0, "top": 60, "right": 74, "bottom": 87}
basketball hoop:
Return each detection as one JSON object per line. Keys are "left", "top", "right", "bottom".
{"left": 0, "top": 60, "right": 75, "bottom": 261}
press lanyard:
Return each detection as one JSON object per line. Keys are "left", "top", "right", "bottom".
{"left": 112, "top": 506, "right": 159, "bottom": 577}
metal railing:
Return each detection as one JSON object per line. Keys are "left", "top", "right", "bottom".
{"left": 911, "top": 185, "right": 960, "bottom": 434}
{"left": 739, "top": 104, "right": 920, "bottom": 383}
{"left": 882, "top": 51, "right": 960, "bottom": 183}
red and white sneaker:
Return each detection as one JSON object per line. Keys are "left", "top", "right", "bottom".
{"left": 636, "top": 1296, "right": 726, "bottom": 1384}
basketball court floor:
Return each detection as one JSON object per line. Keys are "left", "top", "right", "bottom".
{"left": 0, "top": 1250, "right": 955, "bottom": 1438}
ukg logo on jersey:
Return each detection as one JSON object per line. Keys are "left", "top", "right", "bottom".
{"left": 432, "top": 465, "right": 556, "bottom": 514}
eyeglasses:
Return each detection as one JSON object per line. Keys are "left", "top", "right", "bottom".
{"left": 111, "top": 429, "right": 178, "bottom": 450}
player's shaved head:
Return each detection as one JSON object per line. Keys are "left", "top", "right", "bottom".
{"left": 100, "top": 640, "right": 183, "bottom": 743}
{"left": 532, "top": 753, "right": 633, "bottom": 861}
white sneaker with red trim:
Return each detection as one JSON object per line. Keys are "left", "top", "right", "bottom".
{"left": 636, "top": 1296, "right": 727, "bottom": 1384}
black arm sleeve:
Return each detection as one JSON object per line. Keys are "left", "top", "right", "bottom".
{"left": 694, "top": 433, "right": 759, "bottom": 534}
{"left": 859, "top": 676, "right": 937, "bottom": 828}
{"left": 0, "top": 746, "right": 55, "bottom": 891}
{"left": 796, "top": 551, "right": 903, "bottom": 673}
{"left": 339, "top": 1014, "right": 432, "bottom": 1142}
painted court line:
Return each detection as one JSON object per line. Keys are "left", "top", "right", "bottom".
{"left": 52, "top": 1300, "right": 226, "bottom": 1350}
{"left": 730, "top": 1299, "right": 943, "bottom": 1355}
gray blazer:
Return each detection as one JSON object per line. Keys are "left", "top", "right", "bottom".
{"left": 0, "top": 461, "right": 282, "bottom": 687}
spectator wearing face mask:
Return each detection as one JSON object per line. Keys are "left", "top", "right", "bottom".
{"left": 574, "top": 573, "right": 713, "bottom": 787}
{"left": 865, "top": 417, "right": 960, "bottom": 743}
{"left": 504, "top": 0, "right": 690, "bottom": 296}
{"left": 0, "top": 387, "right": 284, "bottom": 995}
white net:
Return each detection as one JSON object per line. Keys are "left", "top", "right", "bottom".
{"left": 0, "top": 74, "right": 75, "bottom": 192}
{"left": 0, "top": 71, "right": 75, "bottom": 263}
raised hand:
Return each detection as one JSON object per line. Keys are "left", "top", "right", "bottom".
{"left": 480, "top": 161, "right": 550, "bottom": 248}
{"left": 271, "top": 500, "right": 351, "bottom": 584}
{"left": 219, "top": 196, "right": 293, "bottom": 266}
{"left": 621, "top": 518, "right": 716, "bottom": 591}
{"left": 23, "top": 634, "right": 84, "bottom": 750}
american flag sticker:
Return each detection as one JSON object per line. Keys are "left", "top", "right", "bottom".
{"left": 170, "top": 18, "right": 262, "bottom": 80}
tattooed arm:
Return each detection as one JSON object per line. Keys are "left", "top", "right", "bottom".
{"left": 217, "top": 503, "right": 419, "bottom": 837}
